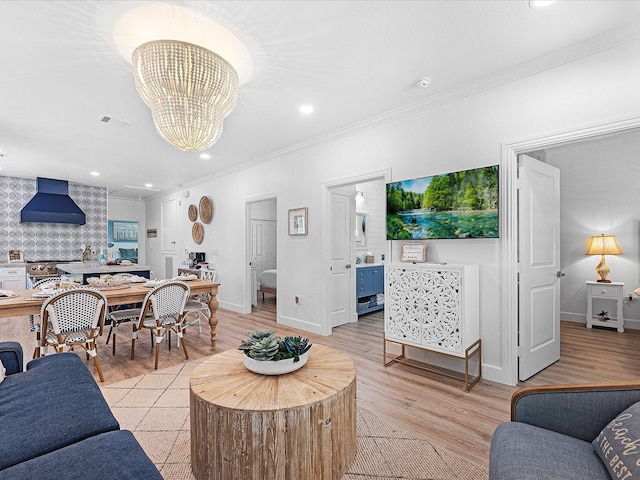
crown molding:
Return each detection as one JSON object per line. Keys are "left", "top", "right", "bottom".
{"left": 147, "top": 22, "right": 640, "bottom": 193}
{"left": 257, "top": 22, "right": 640, "bottom": 159}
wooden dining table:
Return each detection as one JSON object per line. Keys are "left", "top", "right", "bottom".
{"left": 0, "top": 279, "right": 221, "bottom": 347}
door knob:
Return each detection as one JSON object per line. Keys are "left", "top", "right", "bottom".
{"left": 345, "top": 264, "right": 352, "bottom": 269}
{"left": 556, "top": 271, "right": 565, "bottom": 278}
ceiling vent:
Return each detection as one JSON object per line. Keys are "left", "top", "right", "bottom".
{"left": 109, "top": 185, "right": 160, "bottom": 199}
{"left": 98, "top": 114, "right": 133, "bottom": 128}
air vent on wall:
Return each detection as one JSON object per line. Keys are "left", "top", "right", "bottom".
{"left": 98, "top": 114, "right": 133, "bottom": 128}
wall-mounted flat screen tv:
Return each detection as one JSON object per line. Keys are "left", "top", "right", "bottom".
{"left": 386, "top": 165, "right": 499, "bottom": 240}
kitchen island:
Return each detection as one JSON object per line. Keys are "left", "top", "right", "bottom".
{"left": 56, "top": 262, "right": 151, "bottom": 284}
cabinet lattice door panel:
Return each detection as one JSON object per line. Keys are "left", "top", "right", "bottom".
{"left": 385, "top": 264, "right": 479, "bottom": 357}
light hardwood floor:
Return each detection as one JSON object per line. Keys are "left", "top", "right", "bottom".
{"left": 2, "top": 294, "right": 640, "bottom": 469}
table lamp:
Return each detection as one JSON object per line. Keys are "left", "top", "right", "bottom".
{"left": 585, "top": 234, "right": 623, "bottom": 283}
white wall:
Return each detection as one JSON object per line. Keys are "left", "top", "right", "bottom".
{"left": 251, "top": 198, "right": 277, "bottom": 221}
{"left": 108, "top": 196, "right": 146, "bottom": 265}
{"left": 145, "top": 38, "right": 640, "bottom": 385}
{"left": 546, "top": 129, "right": 640, "bottom": 327}
{"left": 355, "top": 179, "right": 386, "bottom": 262}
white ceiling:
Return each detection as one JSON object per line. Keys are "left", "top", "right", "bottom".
{"left": 0, "top": 0, "right": 639, "bottom": 198}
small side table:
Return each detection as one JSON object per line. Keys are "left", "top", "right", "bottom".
{"left": 586, "top": 281, "right": 624, "bottom": 332}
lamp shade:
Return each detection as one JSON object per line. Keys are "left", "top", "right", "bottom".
{"left": 585, "top": 234, "right": 623, "bottom": 256}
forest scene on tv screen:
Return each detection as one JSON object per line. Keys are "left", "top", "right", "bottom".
{"left": 387, "top": 165, "right": 499, "bottom": 240}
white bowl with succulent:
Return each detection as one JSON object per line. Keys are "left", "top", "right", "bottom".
{"left": 238, "top": 330, "right": 312, "bottom": 375}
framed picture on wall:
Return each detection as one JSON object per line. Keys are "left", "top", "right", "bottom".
{"left": 288, "top": 207, "right": 308, "bottom": 236}
{"left": 7, "top": 249, "right": 23, "bottom": 263}
{"left": 109, "top": 220, "right": 138, "bottom": 242}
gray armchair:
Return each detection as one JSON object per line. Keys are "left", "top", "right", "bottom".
{"left": 489, "top": 383, "right": 640, "bottom": 480}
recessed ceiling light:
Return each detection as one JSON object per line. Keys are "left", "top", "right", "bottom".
{"left": 200, "top": 153, "right": 211, "bottom": 160}
{"left": 299, "top": 104, "right": 314, "bottom": 115}
{"left": 529, "top": 0, "right": 556, "bottom": 8}
{"left": 145, "top": 183, "right": 153, "bottom": 188}
{"left": 90, "top": 171, "right": 100, "bottom": 176}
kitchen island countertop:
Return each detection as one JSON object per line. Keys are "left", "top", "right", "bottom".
{"left": 57, "top": 262, "right": 151, "bottom": 277}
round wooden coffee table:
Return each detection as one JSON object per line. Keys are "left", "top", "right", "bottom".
{"left": 189, "top": 344, "right": 357, "bottom": 480}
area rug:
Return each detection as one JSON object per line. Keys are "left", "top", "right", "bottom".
{"left": 100, "top": 361, "right": 488, "bottom": 480}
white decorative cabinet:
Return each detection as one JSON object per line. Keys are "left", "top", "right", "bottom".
{"left": 384, "top": 263, "right": 481, "bottom": 390}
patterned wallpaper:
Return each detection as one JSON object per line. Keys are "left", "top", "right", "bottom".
{"left": 0, "top": 175, "right": 107, "bottom": 262}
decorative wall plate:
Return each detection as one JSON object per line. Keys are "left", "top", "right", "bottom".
{"left": 188, "top": 204, "right": 197, "bottom": 222}
{"left": 199, "top": 196, "right": 212, "bottom": 224}
{"left": 192, "top": 222, "right": 204, "bottom": 244}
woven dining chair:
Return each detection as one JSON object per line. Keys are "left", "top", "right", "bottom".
{"left": 106, "top": 308, "right": 142, "bottom": 356}
{"left": 29, "top": 276, "right": 63, "bottom": 359}
{"left": 103, "top": 273, "right": 144, "bottom": 356}
{"left": 40, "top": 287, "right": 108, "bottom": 382}
{"left": 181, "top": 270, "right": 216, "bottom": 343}
{"left": 131, "top": 281, "right": 190, "bottom": 370}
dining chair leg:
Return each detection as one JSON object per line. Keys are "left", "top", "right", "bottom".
{"left": 88, "top": 342, "right": 105, "bottom": 383}
{"left": 33, "top": 332, "right": 41, "bottom": 359}
{"left": 154, "top": 327, "right": 163, "bottom": 370}
{"left": 111, "top": 324, "right": 118, "bottom": 356}
{"left": 93, "top": 355, "right": 105, "bottom": 382}
{"left": 154, "top": 343, "right": 160, "bottom": 369}
{"left": 179, "top": 327, "right": 189, "bottom": 360}
{"left": 131, "top": 327, "right": 137, "bottom": 360}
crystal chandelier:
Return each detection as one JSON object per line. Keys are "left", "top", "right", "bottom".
{"left": 132, "top": 40, "right": 239, "bottom": 152}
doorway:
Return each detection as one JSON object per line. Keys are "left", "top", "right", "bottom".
{"left": 517, "top": 154, "right": 561, "bottom": 381}
{"left": 502, "top": 117, "right": 640, "bottom": 385}
{"left": 245, "top": 195, "right": 278, "bottom": 315}
{"left": 324, "top": 170, "right": 389, "bottom": 331}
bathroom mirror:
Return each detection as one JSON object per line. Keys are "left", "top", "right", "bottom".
{"left": 355, "top": 213, "right": 367, "bottom": 247}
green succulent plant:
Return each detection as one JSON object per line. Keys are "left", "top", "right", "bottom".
{"left": 283, "top": 336, "right": 312, "bottom": 362}
{"left": 238, "top": 330, "right": 276, "bottom": 352}
{"left": 239, "top": 330, "right": 312, "bottom": 363}
{"left": 247, "top": 336, "right": 281, "bottom": 361}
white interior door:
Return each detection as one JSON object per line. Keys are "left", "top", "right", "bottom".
{"left": 329, "top": 191, "right": 353, "bottom": 328}
{"left": 264, "top": 221, "right": 277, "bottom": 271}
{"left": 251, "top": 220, "right": 277, "bottom": 284}
{"left": 161, "top": 198, "right": 176, "bottom": 253}
{"left": 518, "top": 154, "right": 561, "bottom": 381}
{"left": 251, "top": 220, "right": 277, "bottom": 277}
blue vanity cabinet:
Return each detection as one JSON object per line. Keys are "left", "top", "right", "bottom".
{"left": 356, "top": 265, "right": 384, "bottom": 315}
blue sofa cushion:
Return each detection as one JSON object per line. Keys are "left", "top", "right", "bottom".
{"left": 593, "top": 401, "right": 640, "bottom": 480}
{"left": 490, "top": 422, "right": 610, "bottom": 480}
{"left": 0, "top": 430, "right": 162, "bottom": 479}
{"left": 0, "top": 341, "right": 23, "bottom": 375}
{"left": 0, "top": 353, "right": 120, "bottom": 471}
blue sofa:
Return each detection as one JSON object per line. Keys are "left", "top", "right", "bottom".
{"left": 0, "top": 342, "right": 162, "bottom": 479}
{"left": 489, "top": 383, "right": 640, "bottom": 480}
